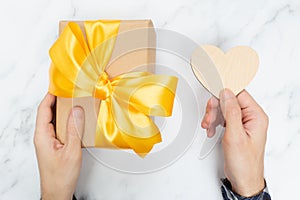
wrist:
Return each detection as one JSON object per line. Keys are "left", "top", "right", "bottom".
{"left": 41, "top": 186, "right": 74, "bottom": 200}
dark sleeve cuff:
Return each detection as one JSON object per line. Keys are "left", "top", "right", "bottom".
{"left": 41, "top": 195, "right": 77, "bottom": 200}
{"left": 220, "top": 178, "right": 271, "bottom": 200}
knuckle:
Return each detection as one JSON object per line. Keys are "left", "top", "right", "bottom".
{"left": 207, "top": 98, "right": 214, "bottom": 108}
{"left": 222, "top": 135, "right": 236, "bottom": 147}
{"left": 256, "top": 108, "right": 269, "bottom": 126}
{"left": 64, "top": 146, "right": 81, "bottom": 161}
{"left": 201, "top": 120, "right": 207, "bottom": 129}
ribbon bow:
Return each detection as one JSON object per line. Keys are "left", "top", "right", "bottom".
{"left": 49, "top": 20, "right": 178, "bottom": 156}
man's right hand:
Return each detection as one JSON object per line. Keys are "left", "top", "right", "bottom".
{"left": 202, "top": 89, "right": 269, "bottom": 197}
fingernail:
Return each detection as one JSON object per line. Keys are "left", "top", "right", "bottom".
{"left": 72, "top": 106, "right": 84, "bottom": 120}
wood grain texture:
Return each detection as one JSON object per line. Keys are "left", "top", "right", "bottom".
{"left": 191, "top": 45, "right": 259, "bottom": 98}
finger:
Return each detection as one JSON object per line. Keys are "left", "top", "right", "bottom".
{"left": 206, "top": 111, "right": 224, "bottom": 138}
{"left": 207, "top": 126, "right": 216, "bottom": 138}
{"left": 237, "top": 90, "right": 260, "bottom": 110}
{"left": 201, "top": 114, "right": 209, "bottom": 129}
{"left": 219, "top": 89, "right": 244, "bottom": 136}
{"left": 202, "top": 96, "right": 225, "bottom": 138}
{"left": 237, "top": 90, "right": 269, "bottom": 135}
{"left": 201, "top": 97, "right": 219, "bottom": 129}
{"left": 35, "top": 93, "right": 56, "bottom": 137}
{"left": 65, "top": 106, "right": 85, "bottom": 150}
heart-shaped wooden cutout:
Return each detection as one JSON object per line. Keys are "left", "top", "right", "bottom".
{"left": 190, "top": 45, "right": 259, "bottom": 98}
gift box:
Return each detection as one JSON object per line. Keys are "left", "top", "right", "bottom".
{"left": 49, "top": 20, "right": 178, "bottom": 156}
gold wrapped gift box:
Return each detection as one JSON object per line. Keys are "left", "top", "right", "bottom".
{"left": 49, "top": 20, "right": 177, "bottom": 156}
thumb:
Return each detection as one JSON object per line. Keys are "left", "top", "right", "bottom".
{"left": 219, "top": 89, "right": 244, "bottom": 137}
{"left": 65, "top": 106, "right": 85, "bottom": 149}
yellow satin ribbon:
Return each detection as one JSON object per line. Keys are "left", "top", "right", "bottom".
{"left": 48, "top": 20, "right": 178, "bottom": 156}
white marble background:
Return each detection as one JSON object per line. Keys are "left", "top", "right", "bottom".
{"left": 1, "top": 0, "right": 300, "bottom": 199}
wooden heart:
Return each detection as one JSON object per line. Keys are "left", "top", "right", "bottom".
{"left": 190, "top": 45, "right": 259, "bottom": 98}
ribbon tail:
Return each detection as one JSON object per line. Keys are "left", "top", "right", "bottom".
{"left": 95, "top": 98, "right": 129, "bottom": 149}
{"left": 95, "top": 96, "right": 162, "bottom": 157}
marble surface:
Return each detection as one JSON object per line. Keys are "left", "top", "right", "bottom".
{"left": 1, "top": 0, "right": 300, "bottom": 199}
